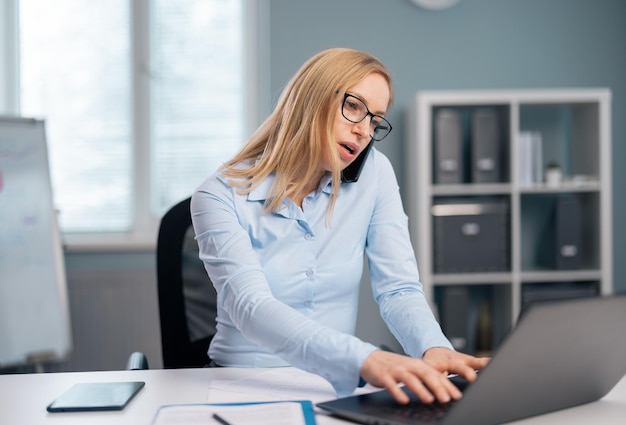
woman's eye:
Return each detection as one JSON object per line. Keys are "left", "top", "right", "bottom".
{"left": 346, "top": 100, "right": 359, "bottom": 111}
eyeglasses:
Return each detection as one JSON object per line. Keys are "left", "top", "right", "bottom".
{"left": 341, "top": 93, "right": 392, "bottom": 141}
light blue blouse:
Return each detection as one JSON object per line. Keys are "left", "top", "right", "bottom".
{"left": 191, "top": 147, "right": 452, "bottom": 396}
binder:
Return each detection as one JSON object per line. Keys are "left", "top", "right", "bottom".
{"left": 434, "top": 109, "right": 463, "bottom": 184}
{"left": 440, "top": 286, "right": 472, "bottom": 353}
{"left": 539, "top": 195, "right": 582, "bottom": 270}
{"left": 555, "top": 195, "right": 582, "bottom": 270}
{"left": 472, "top": 108, "right": 501, "bottom": 183}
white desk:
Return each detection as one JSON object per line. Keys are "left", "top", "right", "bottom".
{"left": 1, "top": 367, "right": 625, "bottom": 425}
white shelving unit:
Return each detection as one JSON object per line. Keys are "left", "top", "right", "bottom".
{"left": 405, "top": 89, "right": 612, "bottom": 354}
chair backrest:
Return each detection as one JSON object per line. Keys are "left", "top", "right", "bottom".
{"left": 157, "top": 197, "right": 217, "bottom": 368}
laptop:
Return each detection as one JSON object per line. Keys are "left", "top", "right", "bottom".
{"left": 318, "top": 295, "right": 626, "bottom": 425}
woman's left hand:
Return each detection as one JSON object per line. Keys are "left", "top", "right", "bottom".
{"left": 423, "top": 347, "right": 490, "bottom": 382}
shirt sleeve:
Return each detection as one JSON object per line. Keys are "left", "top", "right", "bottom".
{"left": 364, "top": 154, "right": 453, "bottom": 357}
{"left": 191, "top": 174, "right": 378, "bottom": 397}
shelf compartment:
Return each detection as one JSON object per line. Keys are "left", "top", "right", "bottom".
{"left": 520, "top": 192, "right": 600, "bottom": 272}
{"left": 434, "top": 283, "right": 511, "bottom": 356}
{"left": 431, "top": 104, "right": 510, "bottom": 185}
{"left": 519, "top": 102, "right": 601, "bottom": 183}
{"left": 432, "top": 195, "right": 510, "bottom": 274}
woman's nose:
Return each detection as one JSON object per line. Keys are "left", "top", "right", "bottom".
{"left": 352, "top": 117, "right": 370, "bottom": 139}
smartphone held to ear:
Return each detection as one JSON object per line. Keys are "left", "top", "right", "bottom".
{"left": 341, "top": 141, "right": 373, "bottom": 183}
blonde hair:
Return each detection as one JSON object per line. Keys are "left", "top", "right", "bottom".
{"left": 222, "top": 47, "right": 393, "bottom": 219}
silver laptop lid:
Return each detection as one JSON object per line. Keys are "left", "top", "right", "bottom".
{"left": 444, "top": 295, "right": 626, "bottom": 424}
{"left": 318, "top": 295, "right": 626, "bottom": 425}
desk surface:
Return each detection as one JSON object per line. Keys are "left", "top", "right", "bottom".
{"left": 1, "top": 367, "right": 625, "bottom": 425}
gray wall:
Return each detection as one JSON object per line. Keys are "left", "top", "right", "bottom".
{"left": 41, "top": 0, "right": 626, "bottom": 373}
{"left": 268, "top": 0, "right": 626, "bottom": 294}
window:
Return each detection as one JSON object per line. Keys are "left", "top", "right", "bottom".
{"left": 4, "top": 0, "right": 257, "bottom": 248}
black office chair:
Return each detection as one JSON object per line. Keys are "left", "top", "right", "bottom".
{"left": 128, "top": 196, "right": 217, "bottom": 370}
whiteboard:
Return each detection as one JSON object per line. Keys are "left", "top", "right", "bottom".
{"left": 0, "top": 116, "right": 72, "bottom": 367}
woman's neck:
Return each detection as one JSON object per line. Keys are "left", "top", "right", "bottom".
{"left": 293, "top": 173, "right": 325, "bottom": 208}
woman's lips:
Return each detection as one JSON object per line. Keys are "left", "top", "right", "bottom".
{"left": 338, "top": 141, "right": 359, "bottom": 161}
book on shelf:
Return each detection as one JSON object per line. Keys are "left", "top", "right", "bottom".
{"left": 518, "top": 131, "right": 543, "bottom": 186}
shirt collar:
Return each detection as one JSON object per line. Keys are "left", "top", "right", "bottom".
{"left": 319, "top": 173, "right": 333, "bottom": 195}
{"left": 247, "top": 174, "right": 274, "bottom": 202}
{"left": 248, "top": 172, "right": 334, "bottom": 202}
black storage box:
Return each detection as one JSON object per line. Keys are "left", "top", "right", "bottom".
{"left": 433, "top": 200, "right": 510, "bottom": 273}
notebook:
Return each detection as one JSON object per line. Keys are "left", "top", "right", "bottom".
{"left": 318, "top": 295, "right": 626, "bottom": 425}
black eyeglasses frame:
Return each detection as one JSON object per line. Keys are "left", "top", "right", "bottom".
{"left": 341, "top": 93, "right": 392, "bottom": 141}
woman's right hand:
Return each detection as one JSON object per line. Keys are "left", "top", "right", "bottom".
{"left": 360, "top": 349, "right": 463, "bottom": 404}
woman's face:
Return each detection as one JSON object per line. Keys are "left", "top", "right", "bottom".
{"left": 324, "top": 72, "right": 391, "bottom": 172}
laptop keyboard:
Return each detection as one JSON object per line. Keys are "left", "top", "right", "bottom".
{"left": 377, "top": 399, "right": 456, "bottom": 422}
{"left": 365, "top": 375, "right": 469, "bottom": 423}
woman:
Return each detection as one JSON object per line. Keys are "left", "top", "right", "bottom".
{"left": 191, "top": 47, "right": 488, "bottom": 404}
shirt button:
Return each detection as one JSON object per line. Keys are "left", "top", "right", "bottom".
{"left": 304, "top": 301, "right": 313, "bottom": 308}
{"left": 305, "top": 268, "right": 314, "bottom": 277}
{"left": 305, "top": 233, "right": 312, "bottom": 240}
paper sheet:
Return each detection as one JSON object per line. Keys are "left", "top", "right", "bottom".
{"left": 207, "top": 367, "right": 377, "bottom": 405}
{"left": 152, "top": 402, "right": 308, "bottom": 425}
